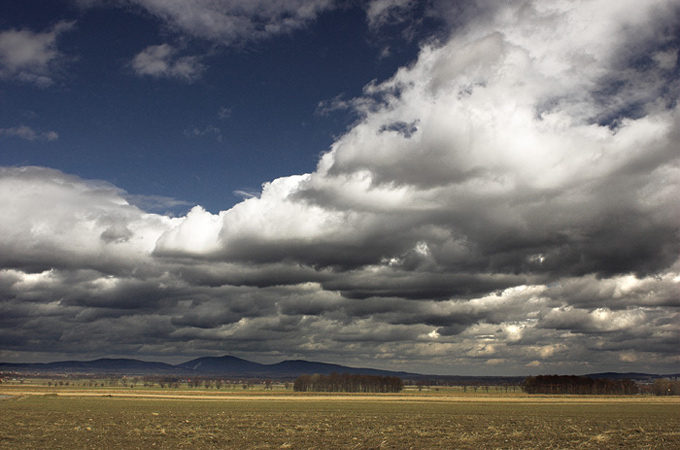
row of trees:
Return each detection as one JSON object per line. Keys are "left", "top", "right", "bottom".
{"left": 523, "top": 375, "right": 638, "bottom": 395}
{"left": 646, "top": 379, "right": 680, "bottom": 396}
{"left": 294, "top": 373, "right": 403, "bottom": 393}
{"left": 38, "top": 376, "right": 286, "bottom": 390}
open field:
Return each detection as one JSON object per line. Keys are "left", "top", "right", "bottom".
{"left": 1, "top": 387, "right": 679, "bottom": 449}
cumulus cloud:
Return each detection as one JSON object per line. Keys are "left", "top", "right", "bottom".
{"left": 0, "top": 0, "right": 678, "bottom": 374}
{"left": 156, "top": 0, "right": 679, "bottom": 281}
{"left": 0, "top": 166, "right": 173, "bottom": 274}
{"left": 0, "top": 21, "right": 74, "bottom": 86}
{"left": 130, "top": 43, "right": 205, "bottom": 82}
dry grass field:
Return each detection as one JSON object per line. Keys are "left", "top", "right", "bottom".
{"left": 1, "top": 385, "right": 679, "bottom": 449}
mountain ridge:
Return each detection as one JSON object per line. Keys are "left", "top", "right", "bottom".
{"left": 0, "top": 356, "right": 676, "bottom": 381}
{"left": 0, "top": 355, "right": 418, "bottom": 378}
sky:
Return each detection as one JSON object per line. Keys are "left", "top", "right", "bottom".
{"left": 0, "top": 0, "right": 678, "bottom": 376}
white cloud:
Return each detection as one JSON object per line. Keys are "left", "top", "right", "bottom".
{"left": 0, "top": 21, "right": 74, "bottom": 87}
{"left": 125, "top": 0, "right": 334, "bottom": 45}
{"left": 366, "top": 0, "right": 416, "bottom": 29}
{"left": 0, "top": 126, "right": 58, "bottom": 141}
{"left": 0, "top": 166, "right": 173, "bottom": 273}
{"left": 130, "top": 44, "right": 205, "bottom": 82}
{"left": 154, "top": 206, "right": 224, "bottom": 256}
{"left": 183, "top": 125, "right": 222, "bottom": 141}
{"left": 218, "top": 106, "right": 232, "bottom": 120}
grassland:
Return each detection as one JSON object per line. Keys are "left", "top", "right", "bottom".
{"left": 1, "top": 383, "right": 679, "bottom": 449}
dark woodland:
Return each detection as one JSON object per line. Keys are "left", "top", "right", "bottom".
{"left": 523, "top": 375, "right": 639, "bottom": 395}
{"left": 293, "top": 373, "right": 404, "bottom": 393}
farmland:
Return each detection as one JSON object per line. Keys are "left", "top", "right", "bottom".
{"left": 1, "top": 384, "right": 679, "bottom": 449}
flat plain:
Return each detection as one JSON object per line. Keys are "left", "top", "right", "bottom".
{"left": 1, "top": 384, "right": 679, "bottom": 449}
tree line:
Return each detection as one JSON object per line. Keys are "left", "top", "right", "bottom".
{"left": 523, "top": 375, "right": 638, "bottom": 395}
{"left": 293, "top": 373, "right": 403, "bottom": 393}
{"left": 644, "top": 379, "right": 680, "bottom": 396}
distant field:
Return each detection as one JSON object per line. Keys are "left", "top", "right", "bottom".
{"left": 1, "top": 386, "right": 679, "bottom": 449}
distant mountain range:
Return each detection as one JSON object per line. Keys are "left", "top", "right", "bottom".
{"left": 0, "top": 355, "right": 676, "bottom": 381}
{"left": 0, "top": 355, "right": 418, "bottom": 379}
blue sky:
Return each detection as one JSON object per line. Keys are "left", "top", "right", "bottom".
{"left": 2, "top": 0, "right": 434, "bottom": 213}
{"left": 0, "top": 0, "right": 678, "bottom": 376}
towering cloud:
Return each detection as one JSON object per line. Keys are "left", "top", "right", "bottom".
{"left": 159, "top": 0, "right": 678, "bottom": 280}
